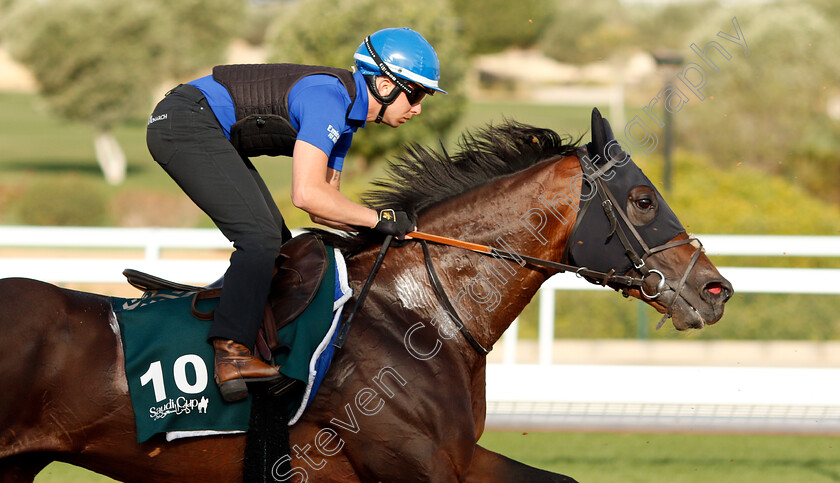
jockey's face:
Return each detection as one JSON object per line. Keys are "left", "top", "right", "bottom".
{"left": 370, "top": 78, "right": 424, "bottom": 128}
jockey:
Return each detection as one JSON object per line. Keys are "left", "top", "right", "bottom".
{"left": 146, "top": 28, "right": 446, "bottom": 402}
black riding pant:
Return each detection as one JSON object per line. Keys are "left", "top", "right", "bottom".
{"left": 146, "top": 84, "right": 292, "bottom": 349}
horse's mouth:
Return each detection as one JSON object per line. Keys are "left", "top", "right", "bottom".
{"left": 657, "top": 288, "right": 726, "bottom": 331}
{"left": 670, "top": 298, "right": 707, "bottom": 330}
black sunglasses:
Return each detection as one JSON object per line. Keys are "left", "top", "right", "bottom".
{"left": 403, "top": 82, "right": 433, "bottom": 105}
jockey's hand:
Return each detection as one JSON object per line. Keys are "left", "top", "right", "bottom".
{"left": 373, "top": 209, "right": 415, "bottom": 240}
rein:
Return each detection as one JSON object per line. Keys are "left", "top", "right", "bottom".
{"left": 411, "top": 230, "right": 650, "bottom": 356}
{"left": 419, "top": 240, "right": 491, "bottom": 355}
{"left": 332, "top": 153, "right": 704, "bottom": 355}
{"left": 333, "top": 235, "right": 394, "bottom": 349}
{"left": 411, "top": 222, "right": 701, "bottom": 355}
{"left": 409, "top": 231, "right": 648, "bottom": 288}
{"left": 329, "top": 216, "right": 701, "bottom": 356}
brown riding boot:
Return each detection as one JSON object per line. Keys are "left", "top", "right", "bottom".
{"left": 212, "top": 338, "right": 283, "bottom": 402}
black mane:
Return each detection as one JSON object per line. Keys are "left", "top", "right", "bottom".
{"left": 312, "top": 121, "right": 580, "bottom": 255}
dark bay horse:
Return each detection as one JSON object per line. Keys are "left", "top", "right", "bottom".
{"left": 0, "top": 112, "right": 732, "bottom": 482}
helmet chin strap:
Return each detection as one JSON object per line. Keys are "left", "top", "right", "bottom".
{"left": 362, "top": 35, "right": 416, "bottom": 124}
{"left": 364, "top": 75, "right": 401, "bottom": 124}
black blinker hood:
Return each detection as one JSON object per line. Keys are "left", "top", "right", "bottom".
{"left": 564, "top": 108, "right": 685, "bottom": 276}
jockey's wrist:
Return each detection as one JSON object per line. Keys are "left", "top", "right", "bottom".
{"left": 367, "top": 208, "right": 379, "bottom": 229}
{"left": 373, "top": 209, "right": 415, "bottom": 239}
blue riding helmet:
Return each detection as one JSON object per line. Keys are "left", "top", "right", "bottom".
{"left": 354, "top": 28, "right": 446, "bottom": 94}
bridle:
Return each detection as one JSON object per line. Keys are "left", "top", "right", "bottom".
{"left": 571, "top": 145, "right": 705, "bottom": 330}
{"left": 411, "top": 151, "right": 705, "bottom": 354}
{"left": 333, "top": 154, "right": 705, "bottom": 355}
{"left": 415, "top": 241, "right": 695, "bottom": 355}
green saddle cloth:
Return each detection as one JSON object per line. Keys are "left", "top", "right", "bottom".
{"left": 114, "top": 247, "right": 339, "bottom": 443}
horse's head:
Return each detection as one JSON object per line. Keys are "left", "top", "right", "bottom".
{"left": 565, "top": 109, "right": 732, "bottom": 330}
{"left": 321, "top": 110, "right": 731, "bottom": 333}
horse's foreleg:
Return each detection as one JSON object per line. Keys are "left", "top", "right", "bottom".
{"left": 0, "top": 454, "right": 50, "bottom": 483}
{"left": 463, "top": 445, "right": 577, "bottom": 483}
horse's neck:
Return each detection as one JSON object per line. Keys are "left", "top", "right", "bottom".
{"left": 418, "top": 155, "right": 582, "bottom": 348}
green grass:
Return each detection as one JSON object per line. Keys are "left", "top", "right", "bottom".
{"left": 34, "top": 463, "right": 116, "bottom": 483}
{"left": 33, "top": 432, "right": 840, "bottom": 482}
{"left": 478, "top": 431, "right": 840, "bottom": 483}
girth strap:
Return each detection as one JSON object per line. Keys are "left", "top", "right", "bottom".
{"left": 419, "top": 240, "right": 491, "bottom": 356}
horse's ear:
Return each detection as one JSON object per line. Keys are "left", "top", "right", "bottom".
{"left": 589, "top": 107, "right": 616, "bottom": 162}
{"left": 589, "top": 108, "right": 606, "bottom": 162}
{"left": 602, "top": 116, "right": 615, "bottom": 141}
{"left": 590, "top": 108, "right": 603, "bottom": 141}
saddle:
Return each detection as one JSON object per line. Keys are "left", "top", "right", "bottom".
{"left": 123, "top": 233, "right": 329, "bottom": 358}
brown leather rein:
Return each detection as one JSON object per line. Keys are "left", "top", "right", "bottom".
{"left": 411, "top": 230, "right": 655, "bottom": 356}
{"left": 410, "top": 230, "right": 650, "bottom": 288}
{"left": 409, "top": 176, "right": 706, "bottom": 353}
{"left": 332, "top": 188, "right": 703, "bottom": 355}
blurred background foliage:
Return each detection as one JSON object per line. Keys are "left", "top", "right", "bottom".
{"left": 0, "top": 0, "right": 835, "bottom": 199}
{"left": 1, "top": 0, "right": 169, "bottom": 130}
{"left": 540, "top": 0, "right": 638, "bottom": 64}
{"left": 1, "top": 0, "right": 834, "bottom": 227}
{"left": 452, "top": 0, "right": 555, "bottom": 55}
{"left": 265, "top": 0, "right": 467, "bottom": 168}
{"left": 678, "top": 3, "right": 840, "bottom": 205}
{"left": 0, "top": 0, "right": 243, "bottom": 129}
{"left": 0, "top": 0, "right": 243, "bottom": 184}
{"left": 0, "top": 0, "right": 838, "bottom": 340}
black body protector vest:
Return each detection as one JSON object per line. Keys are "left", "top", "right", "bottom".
{"left": 212, "top": 64, "right": 357, "bottom": 158}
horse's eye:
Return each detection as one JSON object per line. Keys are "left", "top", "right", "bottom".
{"left": 635, "top": 198, "right": 654, "bottom": 210}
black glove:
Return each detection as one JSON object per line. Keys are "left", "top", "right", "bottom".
{"left": 373, "top": 209, "right": 415, "bottom": 239}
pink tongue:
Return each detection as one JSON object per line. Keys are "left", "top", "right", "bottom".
{"left": 708, "top": 286, "right": 722, "bottom": 295}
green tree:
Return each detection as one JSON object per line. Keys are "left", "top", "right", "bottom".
{"left": 630, "top": 1, "right": 721, "bottom": 53}
{"left": 1, "top": 0, "right": 242, "bottom": 185}
{"left": 153, "top": 0, "right": 244, "bottom": 79}
{"left": 451, "top": 0, "right": 555, "bottom": 55}
{"left": 539, "top": 0, "right": 639, "bottom": 64}
{"left": 678, "top": 4, "right": 840, "bottom": 203}
{"left": 265, "top": 0, "right": 467, "bottom": 169}
{"left": 0, "top": 0, "right": 13, "bottom": 15}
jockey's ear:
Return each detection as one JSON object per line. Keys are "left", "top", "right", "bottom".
{"left": 375, "top": 77, "right": 396, "bottom": 98}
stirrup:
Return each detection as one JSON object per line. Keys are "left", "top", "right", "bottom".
{"left": 217, "top": 373, "right": 288, "bottom": 403}
{"left": 265, "top": 375, "right": 300, "bottom": 398}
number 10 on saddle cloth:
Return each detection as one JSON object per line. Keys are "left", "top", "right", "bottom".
{"left": 112, "top": 245, "right": 351, "bottom": 443}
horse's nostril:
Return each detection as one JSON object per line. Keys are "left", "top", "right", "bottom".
{"left": 703, "top": 280, "right": 732, "bottom": 303}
